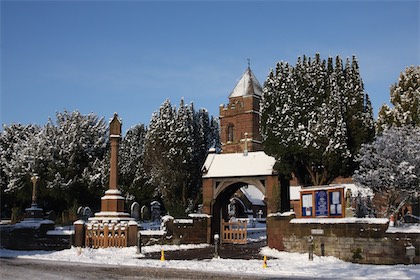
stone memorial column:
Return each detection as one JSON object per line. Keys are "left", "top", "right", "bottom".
{"left": 96, "top": 113, "right": 128, "bottom": 217}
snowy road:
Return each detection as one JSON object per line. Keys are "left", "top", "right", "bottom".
{"left": 1, "top": 245, "right": 418, "bottom": 279}
{"left": 0, "top": 258, "right": 299, "bottom": 280}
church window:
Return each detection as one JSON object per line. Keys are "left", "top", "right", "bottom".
{"left": 227, "top": 124, "right": 234, "bottom": 142}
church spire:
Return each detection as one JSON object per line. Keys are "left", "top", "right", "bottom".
{"left": 228, "top": 62, "right": 262, "bottom": 98}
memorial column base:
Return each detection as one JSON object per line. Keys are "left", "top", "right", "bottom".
{"left": 90, "top": 189, "right": 131, "bottom": 222}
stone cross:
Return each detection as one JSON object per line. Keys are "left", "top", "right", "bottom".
{"left": 31, "top": 174, "right": 39, "bottom": 205}
{"left": 244, "top": 132, "right": 248, "bottom": 156}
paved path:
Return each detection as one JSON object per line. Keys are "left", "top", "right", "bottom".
{"left": 0, "top": 256, "right": 305, "bottom": 280}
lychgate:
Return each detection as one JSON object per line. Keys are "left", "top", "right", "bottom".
{"left": 201, "top": 150, "right": 282, "bottom": 242}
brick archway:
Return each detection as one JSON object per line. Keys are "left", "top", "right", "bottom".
{"left": 202, "top": 175, "right": 280, "bottom": 239}
{"left": 213, "top": 177, "right": 266, "bottom": 201}
{"left": 201, "top": 151, "right": 281, "bottom": 241}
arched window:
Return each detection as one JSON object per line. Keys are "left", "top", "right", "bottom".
{"left": 227, "top": 124, "right": 234, "bottom": 142}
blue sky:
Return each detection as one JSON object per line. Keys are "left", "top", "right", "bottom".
{"left": 1, "top": 0, "right": 419, "bottom": 133}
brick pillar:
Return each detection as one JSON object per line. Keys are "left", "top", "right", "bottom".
{"left": 266, "top": 212, "right": 295, "bottom": 251}
{"left": 202, "top": 178, "right": 213, "bottom": 215}
{"left": 202, "top": 178, "right": 213, "bottom": 243}
{"left": 73, "top": 220, "right": 85, "bottom": 247}
{"left": 127, "top": 221, "right": 138, "bottom": 246}
{"left": 206, "top": 215, "right": 212, "bottom": 244}
{"left": 265, "top": 175, "right": 280, "bottom": 214}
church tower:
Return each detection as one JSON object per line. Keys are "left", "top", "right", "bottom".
{"left": 219, "top": 65, "right": 263, "bottom": 153}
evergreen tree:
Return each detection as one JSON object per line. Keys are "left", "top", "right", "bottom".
{"left": 306, "top": 72, "right": 351, "bottom": 185}
{"left": 377, "top": 65, "right": 420, "bottom": 132}
{"left": 209, "top": 115, "right": 221, "bottom": 153}
{"left": 44, "top": 111, "right": 108, "bottom": 209}
{"left": 171, "top": 99, "right": 196, "bottom": 213}
{"left": 118, "top": 124, "right": 155, "bottom": 206}
{"left": 0, "top": 124, "right": 42, "bottom": 214}
{"left": 343, "top": 56, "right": 375, "bottom": 166}
{"left": 0, "top": 111, "right": 108, "bottom": 217}
{"left": 261, "top": 54, "right": 374, "bottom": 186}
{"left": 143, "top": 99, "right": 219, "bottom": 216}
{"left": 261, "top": 62, "right": 298, "bottom": 179}
{"left": 143, "top": 99, "right": 175, "bottom": 211}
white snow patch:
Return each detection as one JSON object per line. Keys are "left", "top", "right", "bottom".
{"left": 47, "top": 226, "right": 74, "bottom": 235}
{"left": 161, "top": 215, "right": 174, "bottom": 222}
{"left": 267, "top": 211, "right": 296, "bottom": 218}
{"left": 139, "top": 230, "right": 166, "bottom": 236}
{"left": 188, "top": 213, "right": 211, "bottom": 219}
{"left": 0, "top": 245, "right": 418, "bottom": 279}
{"left": 240, "top": 185, "right": 265, "bottom": 206}
{"left": 290, "top": 185, "right": 302, "bottom": 200}
{"left": 12, "top": 219, "right": 54, "bottom": 229}
{"left": 386, "top": 224, "right": 420, "bottom": 234}
{"left": 290, "top": 218, "right": 389, "bottom": 224}
{"left": 173, "top": 219, "right": 193, "bottom": 224}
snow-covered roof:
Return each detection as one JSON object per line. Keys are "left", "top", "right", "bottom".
{"left": 240, "top": 185, "right": 265, "bottom": 206}
{"left": 229, "top": 67, "right": 263, "bottom": 98}
{"left": 202, "top": 151, "right": 276, "bottom": 178}
{"left": 289, "top": 184, "right": 374, "bottom": 200}
{"left": 289, "top": 186, "right": 302, "bottom": 201}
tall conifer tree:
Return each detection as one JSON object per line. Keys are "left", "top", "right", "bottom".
{"left": 261, "top": 54, "right": 374, "bottom": 186}
{"left": 143, "top": 99, "right": 219, "bottom": 216}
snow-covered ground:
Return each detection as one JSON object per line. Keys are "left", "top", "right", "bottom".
{"left": 1, "top": 245, "right": 418, "bottom": 279}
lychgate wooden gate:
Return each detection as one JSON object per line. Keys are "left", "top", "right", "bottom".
{"left": 85, "top": 222, "right": 128, "bottom": 248}
{"left": 221, "top": 220, "right": 247, "bottom": 244}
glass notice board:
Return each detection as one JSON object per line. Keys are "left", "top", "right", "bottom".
{"left": 300, "top": 187, "right": 344, "bottom": 218}
{"left": 329, "top": 191, "right": 342, "bottom": 216}
{"left": 315, "top": 190, "right": 328, "bottom": 216}
{"left": 301, "top": 193, "right": 313, "bottom": 217}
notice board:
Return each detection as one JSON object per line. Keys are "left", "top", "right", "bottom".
{"left": 300, "top": 186, "right": 344, "bottom": 218}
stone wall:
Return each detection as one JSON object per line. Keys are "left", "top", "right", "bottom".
{"left": 267, "top": 213, "right": 420, "bottom": 265}
{"left": 2, "top": 221, "right": 71, "bottom": 250}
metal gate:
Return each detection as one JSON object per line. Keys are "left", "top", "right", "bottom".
{"left": 221, "top": 220, "right": 247, "bottom": 244}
